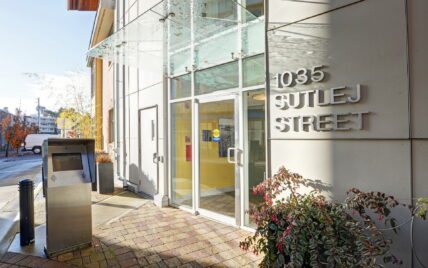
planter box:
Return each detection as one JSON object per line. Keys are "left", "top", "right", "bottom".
{"left": 96, "top": 162, "right": 114, "bottom": 194}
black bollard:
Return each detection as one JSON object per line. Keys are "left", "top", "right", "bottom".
{"left": 19, "top": 179, "right": 34, "bottom": 246}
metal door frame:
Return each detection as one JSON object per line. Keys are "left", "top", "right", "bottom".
{"left": 138, "top": 105, "right": 159, "bottom": 197}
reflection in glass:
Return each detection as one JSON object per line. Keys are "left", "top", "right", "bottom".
{"left": 52, "top": 153, "right": 83, "bottom": 172}
{"left": 195, "top": 30, "right": 238, "bottom": 68}
{"left": 169, "top": 0, "right": 191, "bottom": 51}
{"left": 171, "top": 74, "right": 191, "bottom": 99}
{"left": 244, "top": 90, "right": 266, "bottom": 227}
{"left": 195, "top": 61, "right": 239, "bottom": 95}
{"left": 243, "top": 54, "right": 265, "bottom": 87}
{"left": 242, "top": 20, "right": 265, "bottom": 56}
{"left": 243, "top": 0, "right": 264, "bottom": 22}
{"left": 199, "top": 100, "right": 235, "bottom": 217}
{"left": 193, "top": 0, "right": 237, "bottom": 42}
{"left": 170, "top": 49, "right": 191, "bottom": 75}
{"left": 171, "top": 101, "right": 193, "bottom": 207}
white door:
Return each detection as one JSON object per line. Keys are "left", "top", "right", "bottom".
{"left": 139, "top": 107, "right": 158, "bottom": 197}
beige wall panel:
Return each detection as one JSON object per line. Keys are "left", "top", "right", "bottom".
{"left": 128, "top": 67, "right": 139, "bottom": 94}
{"left": 408, "top": 0, "right": 428, "bottom": 138}
{"left": 138, "top": 59, "right": 163, "bottom": 91}
{"left": 268, "top": 0, "right": 409, "bottom": 139}
{"left": 124, "top": 0, "right": 131, "bottom": 24}
{"left": 270, "top": 139, "right": 412, "bottom": 263}
{"left": 128, "top": 91, "right": 140, "bottom": 185}
{"left": 137, "top": 22, "right": 163, "bottom": 87}
{"left": 124, "top": 95, "right": 130, "bottom": 180}
{"left": 128, "top": 0, "right": 138, "bottom": 20}
{"left": 138, "top": 84, "right": 164, "bottom": 139}
{"left": 411, "top": 140, "right": 428, "bottom": 267}
{"left": 138, "top": 0, "right": 163, "bottom": 15}
{"left": 268, "top": 0, "right": 361, "bottom": 30}
{"left": 270, "top": 140, "right": 411, "bottom": 200}
{"left": 102, "top": 61, "right": 114, "bottom": 151}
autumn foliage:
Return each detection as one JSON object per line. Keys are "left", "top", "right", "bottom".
{"left": 1, "top": 110, "right": 38, "bottom": 157}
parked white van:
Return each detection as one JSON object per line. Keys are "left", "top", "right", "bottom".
{"left": 24, "top": 134, "right": 60, "bottom": 154}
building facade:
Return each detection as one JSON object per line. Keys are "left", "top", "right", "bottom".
{"left": 85, "top": 0, "right": 115, "bottom": 151}
{"left": 83, "top": 0, "right": 428, "bottom": 266}
{"left": 25, "top": 115, "right": 58, "bottom": 134}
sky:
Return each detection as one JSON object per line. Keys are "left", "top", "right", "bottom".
{"left": 0, "top": 1, "right": 95, "bottom": 115}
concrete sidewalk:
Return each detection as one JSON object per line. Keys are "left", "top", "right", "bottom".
{"left": 92, "top": 191, "right": 150, "bottom": 227}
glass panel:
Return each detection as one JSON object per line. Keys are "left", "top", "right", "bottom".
{"left": 88, "top": 0, "right": 263, "bottom": 71}
{"left": 193, "top": 0, "right": 237, "bottom": 42}
{"left": 195, "top": 61, "right": 239, "bottom": 95}
{"left": 244, "top": 89, "right": 266, "bottom": 227}
{"left": 87, "top": 1, "right": 165, "bottom": 68}
{"left": 171, "top": 74, "right": 192, "bottom": 99}
{"left": 169, "top": 0, "right": 191, "bottom": 51}
{"left": 170, "top": 48, "right": 191, "bottom": 75}
{"left": 195, "top": 30, "right": 238, "bottom": 69}
{"left": 199, "top": 100, "right": 235, "bottom": 217}
{"left": 171, "top": 101, "right": 193, "bottom": 207}
{"left": 243, "top": 0, "right": 264, "bottom": 22}
{"left": 52, "top": 153, "right": 83, "bottom": 172}
{"left": 243, "top": 54, "right": 265, "bottom": 87}
{"left": 242, "top": 19, "right": 265, "bottom": 56}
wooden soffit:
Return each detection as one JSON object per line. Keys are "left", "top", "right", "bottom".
{"left": 67, "top": 0, "right": 99, "bottom": 11}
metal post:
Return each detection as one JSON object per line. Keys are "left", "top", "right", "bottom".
{"left": 37, "top": 98, "right": 40, "bottom": 134}
{"left": 19, "top": 179, "right": 34, "bottom": 246}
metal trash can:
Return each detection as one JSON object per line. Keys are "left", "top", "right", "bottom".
{"left": 42, "top": 138, "right": 95, "bottom": 257}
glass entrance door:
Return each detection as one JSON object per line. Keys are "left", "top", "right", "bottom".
{"left": 197, "top": 96, "right": 239, "bottom": 223}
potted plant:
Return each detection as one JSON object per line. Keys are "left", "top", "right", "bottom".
{"left": 95, "top": 152, "right": 114, "bottom": 194}
{"left": 240, "top": 167, "right": 421, "bottom": 267}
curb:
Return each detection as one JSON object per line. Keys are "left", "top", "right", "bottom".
{"left": 0, "top": 172, "right": 42, "bottom": 259}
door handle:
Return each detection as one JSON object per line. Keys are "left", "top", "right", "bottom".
{"left": 153, "top": 153, "right": 163, "bottom": 164}
{"left": 227, "top": 147, "right": 240, "bottom": 164}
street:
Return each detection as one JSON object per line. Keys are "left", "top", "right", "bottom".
{"left": 0, "top": 155, "right": 42, "bottom": 211}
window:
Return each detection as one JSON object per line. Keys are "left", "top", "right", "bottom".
{"left": 243, "top": 0, "right": 264, "bottom": 20}
{"left": 195, "top": 61, "right": 239, "bottom": 95}
{"left": 194, "top": 0, "right": 237, "bottom": 41}
{"left": 52, "top": 153, "right": 83, "bottom": 172}
{"left": 171, "top": 101, "right": 192, "bottom": 207}
{"left": 243, "top": 54, "right": 265, "bottom": 87}
{"left": 171, "top": 74, "right": 191, "bottom": 99}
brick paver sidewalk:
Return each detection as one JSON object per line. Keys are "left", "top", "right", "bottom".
{"left": 2, "top": 198, "right": 262, "bottom": 267}
{"left": 0, "top": 252, "right": 77, "bottom": 267}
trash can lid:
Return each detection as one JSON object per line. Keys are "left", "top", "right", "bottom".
{"left": 19, "top": 179, "right": 33, "bottom": 184}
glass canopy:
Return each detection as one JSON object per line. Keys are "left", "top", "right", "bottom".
{"left": 87, "top": 0, "right": 265, "bottom": 73}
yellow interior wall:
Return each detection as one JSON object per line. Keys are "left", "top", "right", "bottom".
{"left": 173, "top": 102, "right": 192, "bottom": 197}
{"left": 95, "top": 59, "right": 103, "bottom": 150}
{"left": 199, "top": 101, "right": 234, "bottom": 192}
{"left": 173, "top": 101, "right": 235, "bottom": 196}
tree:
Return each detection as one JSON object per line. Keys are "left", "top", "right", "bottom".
{"left": 57, "top": 108, "right": 94, "bottom": 138}
{"left": 24, "top": 71, "right": 93, "bottom": 139}
{"left": 1, "top": 109, "right": 38, "bottom": 157}
{"left": 24, "top": 71, "right": 91, "bottom": 115}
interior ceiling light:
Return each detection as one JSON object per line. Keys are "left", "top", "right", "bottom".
{"left": 252, "top": 93, "right": 266, "bottom": 101}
